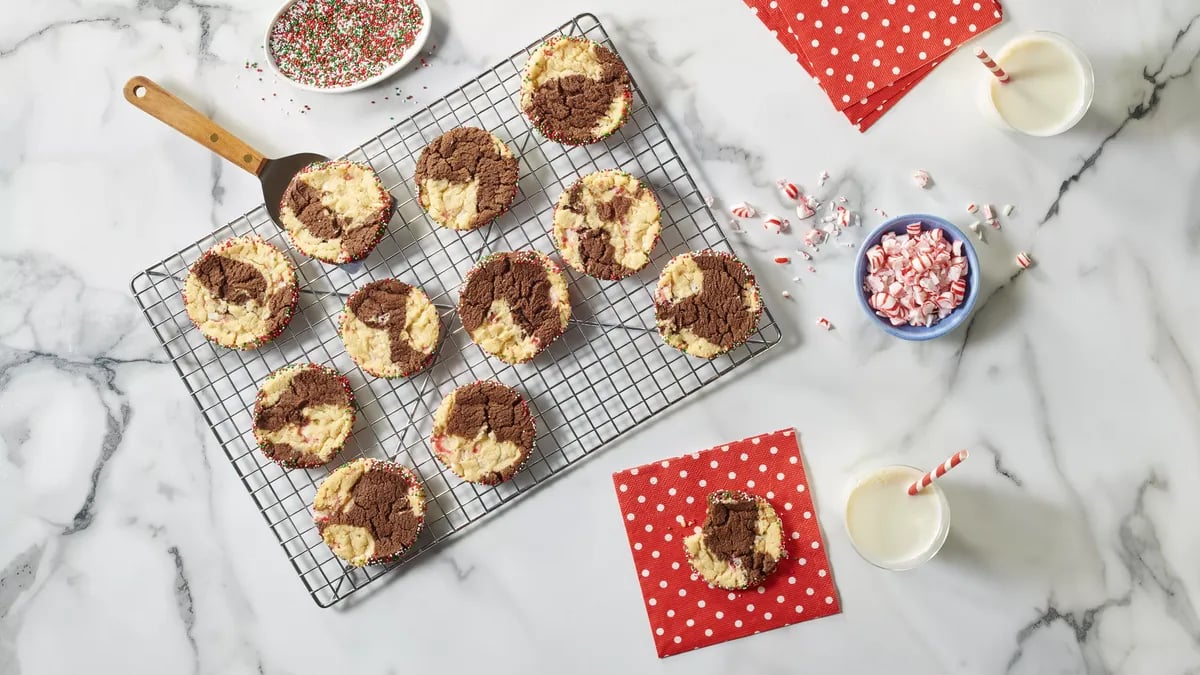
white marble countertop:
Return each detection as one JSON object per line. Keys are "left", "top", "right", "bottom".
{"left": 4, "top": 0, "right": 1200, "bottom": 672}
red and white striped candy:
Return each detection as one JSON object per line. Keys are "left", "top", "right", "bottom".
{"left": 773, "top": 256, "right": 790, "bottom": 264}
{"left": 1016, "top": 252, "right": 1034, "bottom": 269}
{"left": 912, "top": 169, "right": 931, "bottom": 189}
{"left": 861, "top": 226, "right": 970, "bottom": 328}
{"left": 866, "top": 247, "right": 885, "bottom": 272}
{"left": 983, "top": 204, "right": 995, "bottom": 220}
{"left": 803, "top": 228, "right": 826, "bottom": 248}
{"left": 950, "top": 278, "right": 967, "bottom": 299}
{"left": 730, "top": 202, "right": 756, "bottom": 219}
{"left": 763, "top": 215, "right": 788, "bottom": 233}
{"left": 796, "top": 202, "right": 815, "bottom": 220}
{"left": 966, "top": 203, "right": 979, "bottom": 214}
{"left": 815, "top": 317, "right": 833, "bottom": 330}
{"left": 906, "top": 222, "right": 923, "bottom": 238}
{"left": 777, "top": 179, "right": 800, "bottom": 201}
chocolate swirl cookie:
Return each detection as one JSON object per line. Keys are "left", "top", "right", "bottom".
{"left": 683, "top": 490, "right": 785, "bottom": 590}
{"left": 519, "top": 36, "right": 633, "bottom": 145}
{"left": 252, "top": 363, "right": 354, "bottom": 469}
{"left": 340, "top": 279, "right": 439, "bottom": 378}
{"left": 457, "top": 251, "right": 571, "bottom": 364}
{"left": 314, "top": 458, "right": 426, "bottom": 567}
{"left": 654, "top": 251, "right": 763, "bottom": 359}
{"left": 183, "top": 236, "right": 298, "bottom": 350}
{"left": 431, "top": 381, "right": 535, "bottom": 485}
{"left": 552, "top": 169, "right": 661, "bottom": 280}
{"left": 279, "top": 160, "right": 393, "bottom": 264}
{"left": 415, "top": 127, "right": 520, "bottom": 231}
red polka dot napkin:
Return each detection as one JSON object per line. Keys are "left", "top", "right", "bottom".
{"left": 743, "top": 0, "right": 1004, "bottom": 131}
{"left": 612, "top": 428, "right": 840, "bottom": 658}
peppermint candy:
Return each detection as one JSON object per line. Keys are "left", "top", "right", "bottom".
{"left": 796, "top": 202, "right": 816, "bottom": 220}
{"left": 763, "top": 215, "right": 788, "bottom": 233}
{"left": 777, "top": 179, "right": 800, "bottom": 201}
{"left": 730, "top": 202, "right": 756, "bottom": 219}
{"left": 1016, "top": 252, "right": 1034, "bottom": 269}
{"left": 863, "top": 223, "right": 970, "bottom": 327}
{"left": 803, "top": 228, "right": 826, "bottom": 248}
{"left": 815, "top": 317, "right": 833, "bottom": 330}
{"left": 912, "top": 169, "right": 932, "bottom": 189}
{"left": 818, "top": 170, "right": 829, "bottom": 186}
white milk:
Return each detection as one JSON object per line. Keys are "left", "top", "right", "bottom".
{"left": 845, "top": 465, "right": 949, "bottom": 570}
{"left": 985, "top": 32, "right": 1094, "bottom": 136}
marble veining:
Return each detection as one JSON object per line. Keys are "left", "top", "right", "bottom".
{"left": 3, "top": 0, "right": 1200, "bottom": 673}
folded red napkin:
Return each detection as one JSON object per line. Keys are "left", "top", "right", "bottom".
{"left": 745, "top": 0, "right": 1003, "bottom": 131}
{"left": 612, "top": 429, "right": 840, "bottom": 657}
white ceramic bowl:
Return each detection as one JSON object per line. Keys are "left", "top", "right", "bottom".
{"left": 263, "top": 0, "right": 432, "bottom": 94}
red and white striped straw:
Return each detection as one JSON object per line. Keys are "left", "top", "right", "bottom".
{"left": 974, "top": 47, "right": 1010, "bottom": 83}
{"left": 908, "top": 450, "right": 969, "bottom": 496}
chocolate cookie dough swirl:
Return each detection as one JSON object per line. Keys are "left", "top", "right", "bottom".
{"left": 520, "top": 36, "right": 633, "bottom": 145}
{"left": 552, "top": 169, "right": 661, "bottom": 280}
{"left": 654, "top": 251, "right": 763, "bottom": 359}
{"left": 431, "top": 381, "right": 535, "bottom": 485}
{"left": 683, "top": 490, "right": 785, "bottom": 590}
{"left": 457, "top": 251, "right": 571, "bottom": 364}
{"left": 415, "top": 127, "right": 520, "bottom": 231}
{"left": 182, "top": 235, "right": 298, "bottom": 350}
{"left": 279, "top": 160, "right": 393, "bottom": 264}
{"left": 340, "top": 279, "right": 439, "bottom": 378}
{"left": 314, "top": 458, "right": 426, "bottom": 567}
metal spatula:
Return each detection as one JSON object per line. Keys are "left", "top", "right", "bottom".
{"left": 123, "top": 76, "right": 327, "bottom": 226}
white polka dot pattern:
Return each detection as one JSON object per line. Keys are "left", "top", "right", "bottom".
{"left": 745, "top": 0, "right": 1004, "bottom": 130}
{"left": 612, "top": 428, "right": 840, "bottom": 657}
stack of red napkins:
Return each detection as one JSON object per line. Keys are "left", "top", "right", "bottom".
{"left": 613, "top": 429, "right": 840, "bottom": 657}
{"left": 744, "top": 0, "right": 1004, "bottom": 131}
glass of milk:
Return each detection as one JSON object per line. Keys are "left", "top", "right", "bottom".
{"left": 980, "top": 31, "right": 1095, "bottom": 136}
{"left": 844, "top": 465, "right": 950, "bottom": 571}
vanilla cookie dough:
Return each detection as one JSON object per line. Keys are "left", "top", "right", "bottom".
{"left": 279, "top": 160, "right": 393, "bottom": 263}
{"left": 457, "top": 251, "right": 571, "bottom": 364}
{"left": 340, "top": 279, "right": 439, "bottom": 378}
{"left": 684, "top": 490, "right": 784, "bottom": 590}
{"left": 183, "top": 235, "right": 298, "bottom": 350}
{"left": 519, "top": 36, "right": 633, "bottom": 145}
{"left": 553, "top": 169, "right": 660, "bottom": 280}
{"left": 415, "top": 127, "right": 520, "bottom": 231}
{"left": 654, "top": 251, "right": 762, "bottom": 359}
{"left": 313, "top": 458, "right": 426, "bottom": 567}
{"left": 252, "top": 363, "right": 354, "bottom": 468}
{"left": 431, "top": 381, "right": 535, "bottom": 485}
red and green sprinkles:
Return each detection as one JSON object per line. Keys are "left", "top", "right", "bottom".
{"left": 268, "top": 0, "right": 425, "bottom": 90}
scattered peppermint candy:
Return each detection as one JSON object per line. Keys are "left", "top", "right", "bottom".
{"left": 804, "top": 194, "right": 821, "bottom": 210}
{"left": 1016, "top": 252, "right": 1034, "bottom": 269}
{"left": 777, "top": 179, "right": 800, "bottom": 201}
{"left": 773, "top": 256, "right": 791, "bottom": 264}
{"left": 730, "top": 219, "right": 743, "bottom": 232}
{"left": 763, "top": 215, "right": 788, "bottom": 233}
{"left": 781, "top": 290, "right": 792, "bottom": 299}
{"left": 818, "top": 171, "right": 829, "bottom": 186}
{"left": 982, "top": 204, "right": 995, "bottom": 220}
{"left": 966, "top": 203, "right": 979, "bottom": 214}
{"left": 730, "top": 202, "right": 756, "bottom": 219}
{"left": 815, "top": 317, "right": 833, "bottom": 330}
{"left": 874, "top": 207, "right": 888, "bottom": 218}
{"left": 703, "top": 195, "right": 715, "bottom": 208}
{"left": 796, "top": 249, "right": 813, "bottom": 261}
{"left": 988, "top": 218, "right": 1001, "bottom": 230}
{"left": 803, "top": 228, "right": 827, "bottom": 248}
{"left": 1003, "top": 204, "right": 1015, "bottom": 217}
{"left": 912, "top": 169, "right": 932, "bottom": 189}
{"left": 796, "top": 202, "right": 816, "bottom": 220}
{"left": 838, "top": 241, "right": 855, "bottom": 248}
{"left": 807, "top": 265, "right": 817, "bottom": 273}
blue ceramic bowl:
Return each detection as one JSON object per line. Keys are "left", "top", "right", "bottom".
{"left": 853, "top": 214, "right": 980, "bottom": 341}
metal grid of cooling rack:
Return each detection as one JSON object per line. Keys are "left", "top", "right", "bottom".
{"left": 130, "top": 13, "right": 781, "bottom": 608}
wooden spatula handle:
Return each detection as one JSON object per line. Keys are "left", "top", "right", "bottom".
{"left": 124, "top": 76, "right": 267, "bottom": 176}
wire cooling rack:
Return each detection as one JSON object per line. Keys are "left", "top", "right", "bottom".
{"left": 131, "top": 13, "right": 782, "bottom": 607}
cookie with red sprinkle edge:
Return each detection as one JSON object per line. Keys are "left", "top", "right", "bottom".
{"left": 654, "top": 250, "right": 763, "bottom": 359}
{"left": 279, "top": 160, "right": 393, "bottom": 264}
{"left": 552, "top": 169, "right": 662, "bottom": 280}
{"left": 519, "top": 36, "right": 634, "bottom": 146}
{"left": 683, "top": 490, "right": 785, "bottom": 591}
{"left": 252, "top": 363, "right": 354, "bottom": 469}
{"left": 339, "top": 279, "right": 440, "bottom": 378}
{"left": 313, "top": 457, "right": 426, "bottom": 567}
{"left": 431, "top": 381, "right": 535, "bottom": 485}
{"left": 456, "top": 251, "right": 571, "bottom": 364}
{"left": 415, "top": 127, "right": 520, "bottom": 231}
{"left": 182, "top": 235, "right": 298, "bottom": 350}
